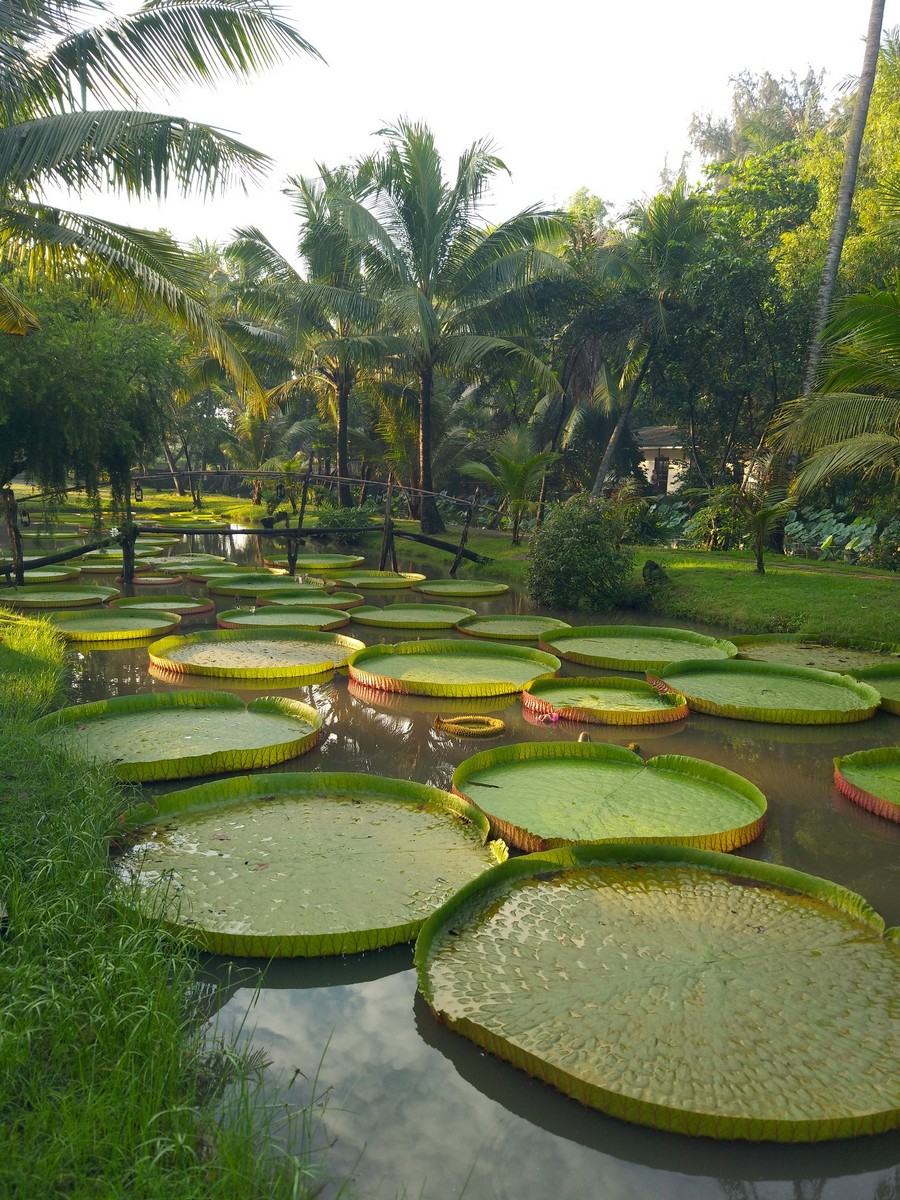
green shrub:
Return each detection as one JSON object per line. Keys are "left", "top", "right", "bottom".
{"left": 526, "top": 496, "right": 634, "bottom": 612}
{"left": 313, "top": 501, "right": 380, "bottom": 545}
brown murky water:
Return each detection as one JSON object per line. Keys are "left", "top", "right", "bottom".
{"left": 62, "top": 532, "right": 900, "bottom": 1200}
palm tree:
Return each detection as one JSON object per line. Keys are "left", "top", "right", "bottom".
{"left": 590, "top": 181, "right": 708, "bottom": 495}
{"left": 773, "top": 287, "right": 900, "bottom": 492}
{"left": 227, "top": 165, "right": 380, "bottom": 508}
{"left": 461, "top": 426, "right": 557, "bottom": 544}
{"left": 336, "top": 119, "right": 564, "bottom": 532}
{"left": 0, "top": 0, "right": 317, "bottom": 392}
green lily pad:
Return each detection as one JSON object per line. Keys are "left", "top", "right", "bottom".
{"left": 457, "top": 614, "right": 572, "bottom": 641}
{"left": 109, "top": 595, "right": 215, "bottom": 618}
{"left": 73, "top": 554, "right": 140, "bottom": 574}
{"left": 415, "top": 844, "right": 900, "bottom": 1141}
{"left": 834, "top": 747, "right": 900, "bottom": 824}
{"left": 120, "top": 772, "right": 507, "bottom": 957}
{"left": 20, "top": 566, "right": 80, "bottom": 583}
{"left": 849, "top": 663, "right": 900, "bottom": 715}
{"left": 413, "top": 579, "right": 509, "bottom": 598}
{"left": 351, "top": 603, "right": 476, "bottom": 629}
{"left": 32, "top": 691, "right": 321, "bottom": 782}
{"left": 216, "top": 606, "right": 350, "bottom": 631}
{"left": 19, "top": 529, "right": 82, "bottom": 541}
{"left": 539, "top": 625, "right": 738, "bottom": 672}
{"left": 349, "top": 639, "right": 560, "bottom": 698}
{"left": 128, "top": 572, "right": 184, "bottom": 586}
{"left": 347, "top": 679, "right": 515, "bottom": 716}
{"left": 206, "top": 575, "right": 309, "bottom": 598}
{"left": 260, "top": 590, "right": 364, "bottom": 609}
{"left": 316, "top": 570, "right": 426, "bottom": 589}
{"left": 46, "top": 609, "right": 181, "bottom": 641}
{"left": 733, "top": 634, "right": 899, "bottom": 672}
{"left": 279, "top": 553, "right": 365, "bottom": 570}
{"left": 452, "top": 741, "right": 765, "bottom": 852}
{"left": 149, "top": 628, "right": 366, "bottom": 679}
{"left": 654, "top": 659, "right": 881, "bottom": 724}
{"left": 522, "top": 676, "right": 689, "bottom": 725}
{"left": 147, "top": 554, "right": 227, "bottom": 572}
{"left": 183, "top": 563, "right": 247, "bottom": 580}
{"left": 0, "top": 584, "right": 119, "bottom": 608}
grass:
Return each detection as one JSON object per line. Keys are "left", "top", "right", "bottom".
{"left": 0, "top": 611, "right": 330, "bottom": 1199}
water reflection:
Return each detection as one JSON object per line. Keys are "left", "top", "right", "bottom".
{"left": 60, "top": 543, "right": 900, "bottom": 1200}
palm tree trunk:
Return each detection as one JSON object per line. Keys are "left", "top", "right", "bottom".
{"left": 418, "top": 366, "right": 445, "bottom": 534}
{"left": 590, "top": 352, "right": 653, "bottom": 497}
{"left": 801, "top": 0, "right": 885, "bottom": 395}
{"left": 336, "top": 377, "right": 353, "bottom": 509}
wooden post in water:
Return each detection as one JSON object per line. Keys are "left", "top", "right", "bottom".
{"left": 449, "top": 489, "right": 478, "bottom": 578}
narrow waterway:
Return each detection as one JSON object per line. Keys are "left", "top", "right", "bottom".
{"left": 60, "top": 534, "right": 900, "bottom": 1200}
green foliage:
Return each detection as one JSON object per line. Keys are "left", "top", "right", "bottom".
{"left": 526, "top": 496, "right": 634, "bottom": 611}
{"left": 313, "top": 499, "right": 380, "bottom": 544}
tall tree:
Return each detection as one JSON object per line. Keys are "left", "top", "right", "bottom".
{"left": 801, "top": 0, "right": 886, "bottom": 394}
{"left": 338, "top": 119, "right": 563, "bottom": 532}
{"left": 0, "top": 0, "right": 317, "bottom": 397}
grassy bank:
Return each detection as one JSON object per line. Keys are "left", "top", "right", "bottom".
{"left": 0, "top": 612, "right": 324, "bottom": 1199}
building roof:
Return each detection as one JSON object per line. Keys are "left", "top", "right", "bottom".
{"left": 636, "top": 425, "right": 682, "bottom": 451}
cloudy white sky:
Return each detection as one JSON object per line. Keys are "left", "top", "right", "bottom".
{"left": 52, "top": 0, "right": 900, "bottom": 260}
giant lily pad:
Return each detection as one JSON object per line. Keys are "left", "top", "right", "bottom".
{"left": 539, "top": 625, "right": 738, "bottom": 672}
{"left": 348, "top": 639, "right": 560, "bottom": 697}
{"left": 149, "top": 627, "right": 365, "bottom": 679}
{"left": 350, "top": 603, "right": 476, "bottom": 629}
{"left": 20, "top": 566, "right": 80, "bottom": 583}
{"left": 522, "top": 676, "right": 689, "bottom": 725}
{"left": 216, "top": 606, "right": 350, "bottom": 631}
{"left": 653, "top": 659, "right": 881, "bottom": 724}
{"left": 109, "top": 594, "right": 215, "bottom": 619}
{"left": 281, "top": 553, "right": 365, "bottom": 570}
{"left": 183, "top": 564, "right": 254, "bottom": 581}
{"left": 0, "top": 584, "right": 119, "bottom": 608}
{"left": 733, "top": 634, "right": 899, "bottom": 672}
{"left": 206, "top": 575, "right": 310, "bottom": 598}
{"left": 46, "top": 609, "right": 181, "bottom": 641}
{"left": 120, "top": 772, "right": 507, "bottom": 957}
{"left": 126, "top": 572, "right": 184, "bottom": 586}
{"left": 259, "top": 589, "right": 364, "bottom": 609}
{"left": 849, "top": 663, "right": 900, "bottom": 715}
{"left": 19, "top": 528, "right": 82, "bottom": 541}
{"left": 415, "top": 843, "right": 900, "bottom": 1142}
{"left": 32, "top": 691, "right": 321, "bottom": 782}
{"left": 834, "top": 747, "right": 900, "bottom": 824}
{"left": 452, "top": 741, "right": 765, "bottom": 852}
{"left": 147, "top": 554, "right": 227, "bottom": 572}
{"left": 413, "top": 579, "right": 509, "bottom": 598}
{"left": 457, "top": 614, "right": 572, "bottom": 641}
{"left": 316, "top": 570, "right": 426, "bottom": 589}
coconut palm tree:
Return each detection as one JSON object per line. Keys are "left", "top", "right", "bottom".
{"left": 773, "top": 287, "right": 900, "bottom": 492}
{"left": 334, "top": 119, "right": 565, "bottom": 532}
{"left": 0, "top": 0, "right": 317, "bottom": 384}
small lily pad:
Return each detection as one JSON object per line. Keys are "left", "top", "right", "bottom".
{"left": 452, "top": 741, "right": 766, "bottom": 851}
{"left": 834, "top": 747, "right": 900, "bottom": 824}
{"left": 32, "top": 691, "right": 321, "bottom": 782}
{"left": 523, "top": 676, "right": 689, "bottom": 725}
{"left": 149, "top": 628, "right": 366, "bottom": 679}
{"left": 540, "top": 625, "right": 738, "bottom": 672}
{"left": 348, "top": 639, "right": 560, "bottom": 697}
{"left": 216, "top": 606, "right": 350, "bottom": 631}
{"left": 119, "top": 772, "right": 507, "bottom": 957}
{"left": 351, "top": 603, "right": 476, "bottom": 629}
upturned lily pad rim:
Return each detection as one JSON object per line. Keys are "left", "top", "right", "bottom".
{"left": 413, "top": 579, "right": 509, "bottom": 597}
{"left": 216, "top": 606, "right": 350, "bottom": 631}
{"left": 149, "top": 627, "right": 366, "bottom": 678}
{"left": 653, "top": 658, "right": 881, "bottom": 724}
{"left": 522, "top": 676, "right": 690, "bottom": 725}
{"left": 414, "top": 842, "right": 899, "bottom": 1142}
{"left": 834, "top": 746, "right": 900, "bottom": 824}
{"left": 32, "top": 690, "right": 322, "bottom": 782}
{"left": 288, "top": 553, "right": 366, "bottom": 570}
{"left": 46, "top": 609, "right": 182, "bottom": 641}
{"left": 351, "top": 603, "right": 477, "bottom": 628}
{"left": 456, "top": 615, "right": 573, "bottom": 641}
{"left": 315, "top": 570, "right": 427, "bottom": 588}
{"left": 539, "top": 624, "right": 739, "bottom": 671}
{"left": 348, "top": 638, "right": 560, "bottom": 697}
{"left": 849, "top": 663, "right": 900, "bottom": 715}
{"left": 451, "top": 740, "right": 767, "bottom": 852}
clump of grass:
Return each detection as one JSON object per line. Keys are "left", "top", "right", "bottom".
{"left": 0, "top": 615, "right": 326, "bottom": 1198}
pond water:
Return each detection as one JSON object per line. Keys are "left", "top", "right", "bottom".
{"left": 60, "top": 532, "right": 900, "bottom": 1200}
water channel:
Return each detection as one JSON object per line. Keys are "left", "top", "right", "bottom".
{"left": 62, "top": 533, "right": 900, "bottom": 1200}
